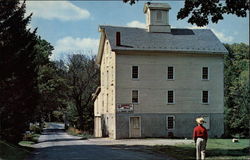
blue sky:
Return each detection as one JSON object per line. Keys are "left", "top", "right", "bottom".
{"left": 25, "top": 1, "right": 249, "bottom": 60}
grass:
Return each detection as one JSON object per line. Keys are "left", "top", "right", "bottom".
{"left": 19, "top": 133, "right": 41, "bottom": 147}
{"left": 0, "top": 140, "right": 33, "bottom": 160}
{"left": 67, "top": 127, "right": 94, "bottom": 140}
{"left": 152, "top": 139, "right": 250, "bottom": 160}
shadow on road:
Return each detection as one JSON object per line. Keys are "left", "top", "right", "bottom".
{"left": 26, "top": 127, "right": 175, "bottom": 160}
{"left": 38, "top": 138, "right": 84, "bottom": 143}
{"left": 27, "top": 144, "right": 173, "bottom": 160}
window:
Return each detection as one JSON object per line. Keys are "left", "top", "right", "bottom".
{"left": 132, "top": 66, "right": 139, "bottom": 79}
{"left": 166, "top": 116, "right": 175, "bottom": 130}
{"left": 101, "top": 72, "right": 104, "bottom": 86}
{"left": 132, "top": 117, "right": 140, "bottom": 129}
{"left": 202, "top": 91, "right": 209, "bottom": 104}
{"left": 106, "top": 70, "right": 109, "bottom": 89}
{"left": 111, "top": 66, "right": 114, "bottom": 82}
{"left": 202, "top": 67, "right": 209, "bottom": 80}
{"left": 132, "top": 90, "right": 139, "bottom": 104}
{"left": 167, "top": 90, "right": 175, "bottom": 104}
{"left": 111, "top": 90, "right": 113, "bottom": 105}
{"left": 167, "top": 66, "right": 174, "bottom": 80}
{"left": 156, "top": 11, "right": 162, "bottom": 21}
{"left": 106, "top": 94, "right": 109, "bottom": 112}
{"left": 105, "top": 41, "right": 108, "bottom": 55}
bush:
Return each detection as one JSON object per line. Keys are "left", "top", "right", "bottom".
{"left": 29, "top": 124, "right": 41, "bottom": 134}
{"left": 67, "top": 127, "right": 93, "bottom": 139}
{"left": 23, "top": 133, "right": 33, "bottom": 141}
{"left": 22, "top": 133, "right": 39, "bottom": 143}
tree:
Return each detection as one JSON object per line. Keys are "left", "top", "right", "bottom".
{"left": 224, "top": 43, "right": 249, "bottom": 137}
{"left": 34, "top": 38, "right": 69, "bottom": 123}
{"left": 37, "top": 63, "right": 69, "bottom": 122}
{"left": 123, "top": 0, "right": 249, "bottom": 26}
{"left": 0, "top": 0, "right": 39, "bottom": 143}
{"left": 67, "top": 54, "right": 99, "bottom": 132}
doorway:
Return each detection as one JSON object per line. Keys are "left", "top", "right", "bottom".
{"left": 129, "top": 117, "right": 141, "bottom": 138}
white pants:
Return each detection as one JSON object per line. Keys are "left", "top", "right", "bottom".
{"left": 196, "top": 138, "right": 207, "bottom": 160}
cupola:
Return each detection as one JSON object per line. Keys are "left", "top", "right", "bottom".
{"left": 143, "top": 3, "right": 171, "bottom": 33}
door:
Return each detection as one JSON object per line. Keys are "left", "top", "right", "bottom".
{"left": 94, "top": 117, "right": 102, "bottom": 137}
{"left": 129, "top": 117, "right": 141, "bottom": 138}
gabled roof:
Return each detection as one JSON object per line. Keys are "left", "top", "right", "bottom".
{"left": 96, "top": 25, "right": 228, "bottom": 64}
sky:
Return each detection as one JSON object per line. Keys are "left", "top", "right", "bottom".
{"left": 25, "top": 1, "right": 249, "bottom": 60}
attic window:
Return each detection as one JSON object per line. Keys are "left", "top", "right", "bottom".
{"left": 156, "top": 11, "right": 162, "bottom": 21}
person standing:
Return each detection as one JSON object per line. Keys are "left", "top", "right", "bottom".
{"left": 193, "top": 117, "right": 208, "bottom": 160}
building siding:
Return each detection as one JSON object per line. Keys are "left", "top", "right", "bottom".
{"left": 116, "top": 113, "right": 224, "bottom": 139}
{"left": 115, "top": 53, "right": 224, "bottom": 114}
{"left": 95, "top": 43, "right": 225, "bottom": 139}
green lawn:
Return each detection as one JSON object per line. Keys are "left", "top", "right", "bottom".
{"left": 0, "top": 140, "right": 33, "bottom": 160}
{"left": 152, "top": 139, "right": 250, "bottom": 160}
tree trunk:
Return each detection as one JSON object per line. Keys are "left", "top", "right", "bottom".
{"left": 78, "top": 109, "right": 84, "bottom": 131}
{"left": 76, "top": 98, "right": 84, "bottom": 131}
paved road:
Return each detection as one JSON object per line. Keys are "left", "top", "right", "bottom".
{"left": 27, "top": 124, "right": 175, "bottom": 160}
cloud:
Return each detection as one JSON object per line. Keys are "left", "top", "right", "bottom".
{"left": 127, "top": 20, "right": 146, "bottom": 28}
{"left": 187, "top": 26, "right": 208, "bottom": 29}
{"left": 187, "top": 26, "right": 234, "bottom": 43}
{"left": 25, "top": 1, "right": 90, "bottom": 21}
{"left": 51, "top": 37, "right": 99, "bottom": 60}
{"left": 211, "top": 29, "right": 234, "bottom": 43}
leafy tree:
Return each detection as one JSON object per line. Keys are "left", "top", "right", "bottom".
{"left": 67, "top": 54, "right": 99, "bottom": 132}
{"left": 123, "top": 0, "right": 249, "bottom": 26}
{"left": 34, "top": 37, "right": 53, "bottom": 66}
{"left": 0, "top": 0, "right": 39, "bottom": 143}
{"left": 37, "top": 63, "right": 69, "bottom": 123}
{"left": 224, "top": 43, "right": 249, "bottom": 137}
{"left": 33, "top": 37, "right": 69, "bottom": 123}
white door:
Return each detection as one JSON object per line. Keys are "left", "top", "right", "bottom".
{"left": 94, "top": 117, "right": 102, "bottom": 137}
{"left": 129, "top": 117, "right": 141, "bottom": 138}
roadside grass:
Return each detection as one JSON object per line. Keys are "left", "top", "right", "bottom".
{"left": 19, "top": 133, "right": 41, "bottom": 147}
{"left": 152, "top": 139, "right": 250, "bottom": 160}
{"left": 0, "top": 140, "right": 33, "bottom": 160}
{"left": 67, "top": 127, "right": 94, "bottom": 140}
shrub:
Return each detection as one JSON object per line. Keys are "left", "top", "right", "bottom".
{"left": 23, "top": 133, "right": 33, "bottom": 141}
{"left": 29, "top": 124, "right": 41, "bottom": 134}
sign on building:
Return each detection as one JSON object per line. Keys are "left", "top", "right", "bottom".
{"left": 117, "top": 104, "right": 133, "bottom": 112}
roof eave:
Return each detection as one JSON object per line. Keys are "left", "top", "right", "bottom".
{"left": 96, "top": 27, "right": 106, "bottom": 65}
{"left": 112, "top": 48, "right": 228, "bottom": 55}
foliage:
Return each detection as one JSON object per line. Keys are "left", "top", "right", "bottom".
{"left": 67, "top": 127, "right": 94, "bottom": 139}
{"left": 0, "top": 0, "right": 39, "bottom": 143}
{"left": 22, "top": 133, "right": 40, "bottom": 143}
{"left": 123, "top": 0, "right": 249, "bottom": 26}
{"left": 29, "top": 124, "right": 42, "bottom": 134}
{"left": 66, "top": 54, "right": 99, "bottom": 132}
{"left": 224, "top": 43, "right": 249, "bottom": 137}
{"left": 152, "top": 139, "right": 250, "bottom": 160}
{"left": 37, "top": 62, "right": 69, "bottom": 123}
{"left": 177, "top": 0, "right": 249, "bottom": 26}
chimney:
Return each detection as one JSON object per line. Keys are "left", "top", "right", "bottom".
{"left": 143, "top": 3, "right": 171, "bottom": 33}
{"left": 116, "top": 32, "right": 121, "bottom": 46}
